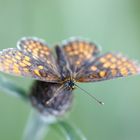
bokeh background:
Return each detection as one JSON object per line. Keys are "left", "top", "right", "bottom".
{"left": 0, "top": 0, "right": 140, "bottom": 140}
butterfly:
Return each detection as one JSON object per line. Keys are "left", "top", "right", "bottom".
{"left": 0, "top": 37, "right": 140, "bottom": 114}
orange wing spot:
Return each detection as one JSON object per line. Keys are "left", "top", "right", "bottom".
{"left": 23, "top": 68, "right": 29, "bottom": 72}
{"left": 110, "top": 64, "right": 117, "bottom": 69}
{"left": 15, "top": 55, "right": 21, "bottom": 60}
{"left": 110, "top": 57, "right": 116, "bottom": 62}
{"left": 13, "top": 67, "right": 20, "bottom": 74}
{"left": 45, "top": 51, "right": 49, "bottom": 55}
{"left": 99, "top": 71, "right": 106, "bottom": 77}
{"left": 40, "top": 50, "right": 45, "bottom": 54}
{"left": 44, "top": 47, "right": 49, "bottom": 51}
{"left": 12, "top": 58, "right": 17, "bottom": 62}
{"left": 17, "top": 52, "right": 22, "bottom": 56}
{"left": 120, "top": 68, "right": 128, "bottom": 76}
{"left": 90, "top": 46, "right": 94, "bottom": 52}
{"left": 117, "top": 61, "right": 122, "bottom": 65}
{"left": 111, "top": 69, "right": 117, "bottom": 76}
{"left": 118, "top": 65, "right": 122, "bottom": 70}
{"left": 73, "top": 51, "right": 79, "bottom": 55}
{"left": 76, "top": 60, "right": 81, "bottom": 65}
{"left": 38, "top": 65, "right": 44, "bottom": 69}
{"left": 84, "top": 44, "right": 90, "bottom": 51}
{"left": 99, "top": 57, "right": 106, "bottom": 63}
{"left": 73, "top": 43, "right": 78, "bottom": 50}
{"left": 47, "top": 61, "right": 51, "bottom": 64}
{"left": 27, "top": 48, "right": 32, "bottom": 52}
{"left": 4, "top": 61, "right": 11, "bottom": 66}
{"left": 129, "top": 67, "right": 135, "bottom": 71}
{"left": 22, "top": 60, "right": 31, "bottom": 66}
{"left": 65, "top": 46, "right": 71, "bottom": 52}
{"left": 126, "top": 63, "right": 133, "bottom": 68}
{"left": 28, "top": 45, "right": 34, "bottom": 49}
{"left": 79, "top": 48, "right": 84, "bottom": 53}
{"left": 106, "top": 54, "right": 112, "bottom": 59}
{"left": 19, "top": 62, "right": 27, "bottom": 67}
{"left": 79, "top": 45, "right": 85, "bottom": 53}
{"left": 131, "top": 69, "right": 137, "bottom": 74}
{"left": 25, "top": 56, "right": 30, "bottom": 61}
{"left": 86, "top": 54, "right": 92, "bottom": 59}
{"left": 34, "top": 69, "right": 41, "bottom": 76}
{"left": 103, "top": 62, "right": 111, "bottom": 68}
{"left": 33, "top": 49, "right": 38, "bottom": 54}
{"left": 68, "top": 52, "right": 74, "bottom": 56}
{"left": 5, "top": 59, "right": 13, "bottom": 64}
{"left": 79, "top": 42, "right": 84, "bottom": 49}
{"left": 90, "top": 66, "right": 97, "bottom": 71}
{"left": 13, "top": 63, "right": 19, "bottom": 67}
{"left": 83, "top": 51, "right": 88, "bottom": 56}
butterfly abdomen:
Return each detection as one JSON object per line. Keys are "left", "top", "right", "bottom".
{"left": 29, "top": 81, "right": 73, "bottom": 116}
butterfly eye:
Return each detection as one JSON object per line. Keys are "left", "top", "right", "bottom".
{"left": 64, "top": 80, "right": 75, "bottom": 89}
{"left": 68, "top": 81, "right": 75, "bottom": 89}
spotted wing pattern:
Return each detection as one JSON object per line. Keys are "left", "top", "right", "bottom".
{"left": 17, "top": 37, "right": 59, "bottom": 74}
{"left": 62, "top": 38, "right": 100, "bottom": 74}
{"left": 76, "top": 53, "right": 140, "bottom": 82}
{"left": 0, "top": 48, "right": 60, "bottom": 82}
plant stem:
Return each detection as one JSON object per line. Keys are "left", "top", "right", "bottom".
{"left": 0, "top": 76, "right": 28, "bottom": 101}
{"left": 23, "top": 110, "right": 56, "bottom": 140}
{"left": 0, "top": 77, "right": 87, "bottom": 140}
{"left": 52, "top": 120, "right": 87, "bottom": 140}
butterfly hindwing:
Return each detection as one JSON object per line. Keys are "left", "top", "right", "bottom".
{"left": 76, "top": 53, "right": 140, "bottom": 82}
{"left": 0, "top": 48, "right": 60, "bottom": 82}
{"left": 61, "top": 38, "right": 100, "bottom": 74}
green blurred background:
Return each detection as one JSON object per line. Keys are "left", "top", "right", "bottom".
{"left": 0, "top": 0, "right": 140, "bottom": 140}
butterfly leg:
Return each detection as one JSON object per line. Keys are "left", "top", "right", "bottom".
{"left": 45, "top": 84, "right": 66, "bottom": 105}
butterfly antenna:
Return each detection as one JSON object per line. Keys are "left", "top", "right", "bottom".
{"left": 75, "top": 83, "right": 104, "bottom": 105}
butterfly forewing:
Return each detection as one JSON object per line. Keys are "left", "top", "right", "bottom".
{"left": 76, "top": 53, "right": 140, "bottom": 82}
{"left": 62, "top": 39, "right": 100, "bottom": 74}
{"left": 0, "top": 48, "right": 60, "bottom": 82}
{"left": 17, "top": 37, "right": 59, "bottom": 74}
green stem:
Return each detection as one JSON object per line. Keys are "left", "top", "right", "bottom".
{"left": 0, "top": 76, "right": 28, "bottom": 101}
{"left": 52, "top": 120, "right": 87, "bottom": 140}
{"left": 22, "top": 110, "right": 56, "bottom": 140}
{"left": 0, "top": 77, "right": 87, "bottom": 140}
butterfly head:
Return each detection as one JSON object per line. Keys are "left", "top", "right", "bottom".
{"left": 64, "top": 79, "right": 75, "bottom": 90}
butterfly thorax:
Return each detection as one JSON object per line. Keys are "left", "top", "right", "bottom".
{"left": 56, "top": 46, "right": 78, "bottom": 87}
